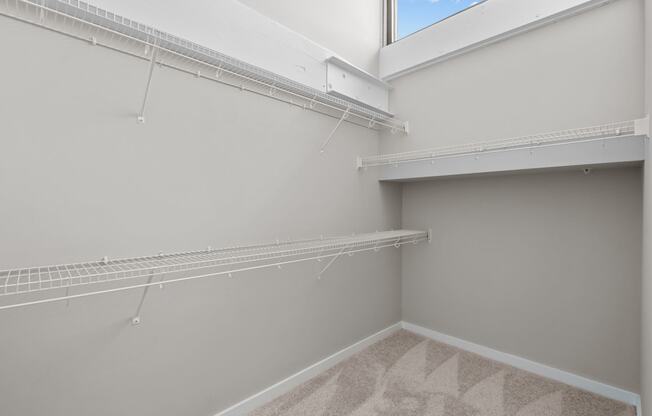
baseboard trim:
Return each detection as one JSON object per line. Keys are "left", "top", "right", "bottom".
{"left": 214, "top": 322, "right": 402, "bottom": 416}
{"left": 401, "top": 321, "right": 641, "bottom": 414}
{"left": 214, "top": 321, "right": 641, "bottom": 416}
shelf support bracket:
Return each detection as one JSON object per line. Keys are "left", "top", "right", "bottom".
{"left": 137, "top": 47, "right": 158, "bottom": 124}
{"left": 65, "top": 285, "right": 71, "bottom": 307}
{"left": 316, "top": 245, "right": 349, "bottom": 280}
{"left": 131, "top": 270, "right": 157, "bottom": 325}
{"left": 320, "top": 106, "right": 351, "bottom": 153}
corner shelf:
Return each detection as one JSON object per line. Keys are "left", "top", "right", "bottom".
{"left": 0, "top": 230, "right": 430, "bottom": 311}
{"left": 357, "top": 118, "right": 649, "bottom": 181}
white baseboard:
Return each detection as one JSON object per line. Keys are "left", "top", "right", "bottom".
{"left": 402, "top": 321, "right": 642, "bottom": 415}
{"left": 214, "top": 322, "right": 402, "bottom": 416}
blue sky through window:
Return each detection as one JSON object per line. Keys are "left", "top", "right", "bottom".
{"left": 397, "top": 0, "right": 486, "bottom": 40}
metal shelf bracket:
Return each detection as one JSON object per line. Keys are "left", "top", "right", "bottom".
{"left": 320, "top": 106, "right": 351, "bottom": 153}
{"left": 131, "top": 270, "right": 156, "bottom": 325}
{"left": 137, "top": 47, "right": 158, "bottom": 124}
{"left": 316, "top": 245, "right": 348, "bottom": 280}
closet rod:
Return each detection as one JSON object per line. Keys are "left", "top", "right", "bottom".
{"left": 0, "top": 230, "right": 430, "bottom": 311}
{"left": 357, "top": 118, "right": 649, "bottom": 169}
{"left": 0, "top": 0, "right": 408, "bottom": 133}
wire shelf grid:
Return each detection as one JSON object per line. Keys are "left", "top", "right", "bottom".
{"left": 359, "top": 119, "right": 638, "bottom": 168}
{"left": 0, "top": 230, "right": 429, "bottom": 310}
{"left": 0, "top": 0, "right": 407, "bottom": 132}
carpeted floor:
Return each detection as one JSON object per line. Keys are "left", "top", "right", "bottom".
{"left": 251, "top": 330, "right": 635, "bottom": 416}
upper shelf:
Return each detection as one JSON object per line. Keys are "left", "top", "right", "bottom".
{"left": 0, "top": 230, "right": 430, "bottom": 311}
{"left": 1, "top": 0, "right": 408, "bottom": 133}
{"left": 357, "top": 118, "right": 650, "bottom": 181}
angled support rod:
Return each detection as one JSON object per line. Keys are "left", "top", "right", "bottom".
{"left": 65, "top": 285, "right": 71, "bottom": 307}
{"left": 137, "top": 47, "right": 158, "bottom": 124}
{"left": 320, "top": 106, "right": 351, "bottom": 153}
{"left": 131, "top": 270, "right": 157, "bottom": 325}
{"left": 316, "top": 245, "right": 349, "bottom": 279}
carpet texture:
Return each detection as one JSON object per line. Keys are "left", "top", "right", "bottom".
{"left": 251, "top": 330, "right": 635, "bottom": 416}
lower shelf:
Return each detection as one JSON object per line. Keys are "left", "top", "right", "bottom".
{"left": 0, "top": 229, "right": 430, "bottom": 311}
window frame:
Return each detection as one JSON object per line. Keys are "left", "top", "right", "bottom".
{"left": 384, "top": 0, "right": 396, "bottom": 46}
{"left": 380, "top": 0, "right": 613, "bottom": 79}
{"left": 385, "top": 0, "right": 489, "bottom": 45}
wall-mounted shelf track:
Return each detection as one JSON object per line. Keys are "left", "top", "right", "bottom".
{"left": 0, "top": 230, "right": 429, "bottom": 311}
{"left": 0, "top": 0, "right": 408, "bottom": 133}
{"left": 358, "top": 118, "right": 649, "bottom": 181}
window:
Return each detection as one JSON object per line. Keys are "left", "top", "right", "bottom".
{"left": 386, "top": 0, "right": 488, "bottom": 44}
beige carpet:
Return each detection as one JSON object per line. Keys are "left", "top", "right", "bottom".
{"left": 251, "top": 330, "right": 635, "bottom": 416}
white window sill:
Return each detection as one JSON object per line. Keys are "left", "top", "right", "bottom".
{"left": 380, "top": 0, "right": 615, "bottom": 80}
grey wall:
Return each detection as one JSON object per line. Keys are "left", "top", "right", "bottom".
{"left": 401, "top": 168, "right": 642, "bottom": 392}
{"left": 0, "top": 12, "right": 401, "bottom": 416}
{"left": 641, "top": 0, "right": 651, "bottom": 412}
{"left": 381, "top": 0, "right": 645, "bottom": 155}
{"left": 238, "top": 0, "right": 383, "bottom": 75}
{"left": 382, "top": 0, "right": 645, "bottom": 393}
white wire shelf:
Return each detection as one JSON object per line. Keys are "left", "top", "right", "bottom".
{"left": 357, "top": 118, "right": 648, "bottom": 169}
{"left": 0, "top": 0, "right": 408, "bottom": 133}
{"left": 0, "top": 230, "right": 430, "bottom": 311}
